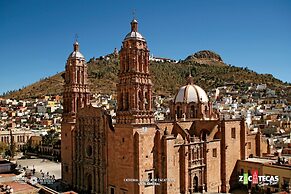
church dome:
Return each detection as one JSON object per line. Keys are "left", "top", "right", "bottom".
{"left": 124, "top": 31, "right": 145, "bottom": 41}
{"left": 124, "top": 19, "right": 146, "bottom": 42}
{"left": 174, "top": 75, "right": 209, "bottom": 104}
{"left": 68, "top": 41, "right": 85, "bottom": 59}
{"left": 69, "top": 51, "right": 84, "bottom": 59}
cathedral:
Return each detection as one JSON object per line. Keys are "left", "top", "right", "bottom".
{"left": 61, "top": 19, "right": 268, "bottom": 194}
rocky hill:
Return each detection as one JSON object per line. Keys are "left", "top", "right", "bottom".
{"left": 185, "top": 50, "right": 226, "bottom": 66}
{"left": 2, "top": 51, "right": 289, "bottom": 99}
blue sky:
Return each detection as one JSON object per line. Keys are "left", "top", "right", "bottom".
{"left": 1, "top": 0, "right": 291, "bottom": 94}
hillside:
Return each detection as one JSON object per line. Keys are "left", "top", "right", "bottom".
{"left": 2, "top": 51, "right": 289, "bottom": 99}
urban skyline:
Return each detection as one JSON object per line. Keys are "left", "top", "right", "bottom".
{"left": 1, "top": 0, "right": 291, "bottom": 95}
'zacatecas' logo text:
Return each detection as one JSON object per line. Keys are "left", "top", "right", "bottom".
{"left": 238, "top": 170, "right": 279, "bottom": 186}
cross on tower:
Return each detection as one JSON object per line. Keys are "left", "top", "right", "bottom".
{"left": 132, "top": 9, "right": 136, "bottom": 20}
{"left": 75, "top": 33, "right": 78, "bottom": 42}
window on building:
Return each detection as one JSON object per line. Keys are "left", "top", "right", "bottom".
{"left": 282, "top": 177, "right": 290, "bottom": 190}
{"left": 109, "top": 186, "right": 115, "bottom": 194}
{"left": 231, "top": 128, "right": 236, "bottom": 139}
{"left": 190, "top": 105, "right": 195, "bottom": 118}
{"left": 248, "top": 142, "right": 251, "bottom": 149}
{"left": 86, "top": 145, "right": 93, "bottom": 157}
{"left": 213, "top": 148, "right": 217, "bottom": 157}
{"left": 124, "top": 93, "right": 128, "bottom": 111}
{"left": 148, "top": 172, "right": 153, "bottom": 181}
{"left": 176, "top": 106, "right": 181, "bottom": 118}
{"left": 119, "top": 93, "right": 123, "bottom": 110}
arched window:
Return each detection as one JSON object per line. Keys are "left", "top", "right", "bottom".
{"left": 214, "top": 131, "right": 221, "bottom": 139}
{"left": 176, "top": 106, "right": 181, "bottom": 118}
{"left": 119, "top": 93, "right": 123, "bottom": 110}
{"left": 124, "top": 92, "right": 129, "bottom": 110}
{"left": 76, "top": 97, "right": 79, "bottom": 112}
{"left": 190, "top": 105, "right": 195, "bottom": 118}
{"left": 139, "top": 55, "right": 143, "bottom": 72}
{"left": 138, "top": 91, "right": 143, "bottom": 110}
{"left": 200, "top": 129, "right": 210, "bottom": 141}
{"left": 126, "top": 56, "right": 129, "bottom": 72}
{"left": 145, "top": 92, "right": 148, "bottom": 110}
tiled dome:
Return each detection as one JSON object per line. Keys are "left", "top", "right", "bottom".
{"left": 174, "top": 75, "right": 209, "bottom": 103}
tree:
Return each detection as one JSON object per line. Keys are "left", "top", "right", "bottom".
{"left": 5, "top": 129, "right": 17, "bottom": 158}
{"left": 0, "top": 142, "right": 8, "bottom": 156}
{"left": 42, "top": 129, "right": 60, "bottom": 146}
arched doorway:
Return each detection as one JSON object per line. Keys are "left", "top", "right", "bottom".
{"left": 87, "top": 174, "right": 92, "bottom": 193}
{"left": 193, "top": 175, "right": 199, "bottom": 192}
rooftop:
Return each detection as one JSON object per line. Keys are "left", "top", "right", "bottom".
{"left": 245, "top": 157, "right": 275, "bottom": 164}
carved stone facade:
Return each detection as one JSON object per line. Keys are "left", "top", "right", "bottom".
{"left": 73, "top": 106, "right": 113, "bottom": 193}
{"left": 61, "top": 19, "right": 268, "bottom": 194}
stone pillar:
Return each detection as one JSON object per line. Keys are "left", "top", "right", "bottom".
{"left": 220, "top": 120, "right": 227, "bottom": 192}
{"left": 240, "top": 118, "right": 246, "bottom": 160}
{"left": 148, "top": 88, "right": 152, "bottom": 111}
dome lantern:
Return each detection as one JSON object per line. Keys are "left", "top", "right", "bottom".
{"left": 68, "top": 41, "right": 85, "bottom": 59}
{"left": 73, "top": 41, "right": 79, "bottom": 52}
{"left": 187, "top": 74, "right": 194, "bottom": 85}
{"left": 131, "top": 19, "right": 138, "bottom": 32}
{"left": 124, "top": 19, "right": 145, "bottom": 42}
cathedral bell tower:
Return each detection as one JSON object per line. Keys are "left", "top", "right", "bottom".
{"left": 63, "top": 41, "right": 90, "bottom": 114}
{"left": 61, "top": 40, "right": 90, "bottom": 186}
{"left": 116, "top": 19, "right": 154, "bottom": 124}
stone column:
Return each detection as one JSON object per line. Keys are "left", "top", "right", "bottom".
{"left": 240, "top": 118, "right": 246, "bottom": 160}
{"left": 148, "top": 87, "right": 152, "bottom": 111}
